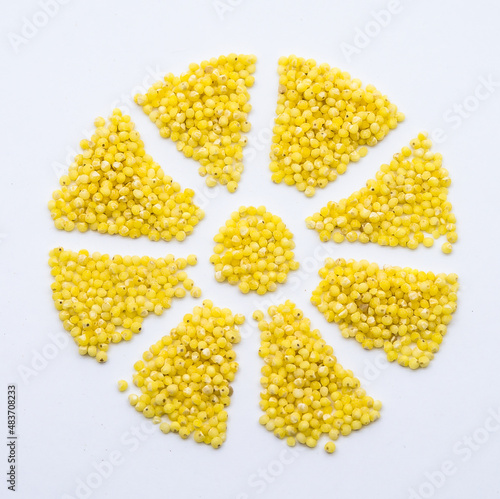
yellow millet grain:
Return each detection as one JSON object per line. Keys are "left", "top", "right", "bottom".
{"left": 311, "top": 258, "right": 459, "bottom": 369}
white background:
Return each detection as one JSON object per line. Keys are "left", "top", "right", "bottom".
{"left": 1, "top": 1, "right": 500, "bottom": 498}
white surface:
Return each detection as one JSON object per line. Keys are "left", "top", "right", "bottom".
{"left": 1, "top": 1, "right": 500, "bottom": 498}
